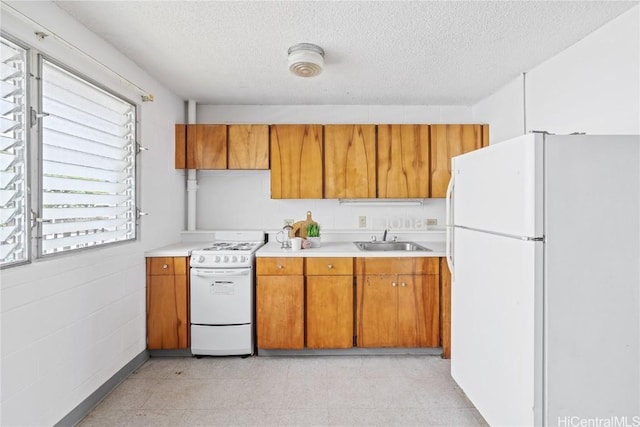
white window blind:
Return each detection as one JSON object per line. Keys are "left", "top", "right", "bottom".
{"left": 40, "top": 59, "right": 137, "bottom": 255}
{"left": 0, "top": 36, "right": 28, "bottom": 267}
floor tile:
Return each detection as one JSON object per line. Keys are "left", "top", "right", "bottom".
{"left": 78, "top": 355, "right": 486, "bottom": 427}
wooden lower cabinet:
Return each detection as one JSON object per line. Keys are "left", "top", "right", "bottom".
{"left": 439, "top": 257, "right": 451, "bottom": 359}
{"left": 146, "top": 257, "right": 189, "bottom": 350}
{"left": 356, "top": 258, "right": 439, "bottom": 348}
{"left": 256, "top": 256, "right": 443, "bottom": 352}
{"left": 306, "top": 258, "right": 354, "bottom": 349}
{"left": 256, "top": 258, "right": 304, "bottom": 349}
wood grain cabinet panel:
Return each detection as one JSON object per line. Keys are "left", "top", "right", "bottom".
{"left": 186, "top": 124, "right": 227, "bottom": 169}
{"left": 356, "top": 257, "right": 439, "bottom": 348}
{"left": 146, "top": 257, "right": 189, "bottom": 350}
{"left": 397, "top": 274, "right": 439, "bottom": 347}
{"left": 430, "top": 124, "right": 489, "bottom": 197}
{"left": 175, "top": 124, "right": 186, "bottom": 169}
{"left": 306, "top": 257, "right": 354, "bottom": 349}
{"left": 256, "top": 275, "right": 304, "bottom": 349}
{"left": 377, "top": 124, "right": 429, "bottom": 198}
{"left": 270, "top": 124, "right": 323, "bottom": 198}
{"left": 256, "top": 257, "right": 304, "bottom": 349}
{"left": 228, "top": 124, "right": 269, "bottom": 169}
{"left": 357, "top": 275, "right": 399, "bottom": 347}
{"left": 257, "top": 257, "right": 303, "bottom": 275}
{"left": 324, "top": 124, "right": 376, "bottom": 198}
{"left": 439, "top": 257, "right": 451, "bottom": 359}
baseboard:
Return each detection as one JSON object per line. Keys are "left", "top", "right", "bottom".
{"left": 55, "top": 350, "right": 149, "bottom": 427}
{"left": 257, "top": 347, "right": 443, "bottom": 356}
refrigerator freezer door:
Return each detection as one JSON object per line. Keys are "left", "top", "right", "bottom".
{"left": 451, "top": 227, "right": 543, "bottom": 427}
{"left": 452, "top": 133, "right": 543, "bottom": 238}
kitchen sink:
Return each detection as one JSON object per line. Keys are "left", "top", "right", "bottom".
{"left": 354, "top": 241, "right": 431, "bottom": 252}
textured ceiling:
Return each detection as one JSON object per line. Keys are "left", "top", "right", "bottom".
{"left": 53, "top": 1, "right": 637, "bottom": 105}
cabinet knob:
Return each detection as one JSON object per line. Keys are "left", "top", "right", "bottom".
{"left": 400, "top": 282, "right": 407, "bottom": 287}
{"left": 277, "top": 264, "right": 283, "bottom": 269}
{"left": 162, "top": 264, "right": 168, "bottom": 269}
{"left": 327, "top": 264, "right": 333, "bottom": 269}
{"left": 391, "top": 282, "right": 397, "bottom": 287}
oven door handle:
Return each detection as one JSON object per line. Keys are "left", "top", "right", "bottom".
{"left": 191, "top": 268, "right": 251, "bottom": 277}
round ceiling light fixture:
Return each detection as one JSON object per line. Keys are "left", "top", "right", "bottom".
{"left": 288, "top": 43, "right": 325, "bottom": 78}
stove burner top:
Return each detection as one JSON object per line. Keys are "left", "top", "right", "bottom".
{"left": 198, "top": 241, "right": 262, "bottom": 253}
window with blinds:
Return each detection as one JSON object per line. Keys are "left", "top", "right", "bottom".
{"left": 40, "top": 59, "right": 137, "bottom": 255}
{"left": 0, "top": 37, "right": 28, "bottom": 267}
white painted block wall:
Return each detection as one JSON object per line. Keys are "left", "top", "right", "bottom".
{"left": 0, "top": 2, "right": 185, "bottom": 426}
{"left": 473, "top": 5, "right": 640, "bottom": 140}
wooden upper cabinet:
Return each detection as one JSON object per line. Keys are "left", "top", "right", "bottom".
{"left": 377, "top": 124, "right": 429, "bottom": 198}
{"left": 175, "top": 124, "right": 187, "bottom": 169}
{"left": 270, "top": 124, "right": 323, "bottom": 199}
{"left": 324, "top": 125, "right": 376, "bottom": 198}
{"left": 430, "top": 124, "right": 489, "bottom": 197}
{"left": 228, "top": 124, "right": 269, "bottom": 170}
{"left": 186, "top": 124, "right": 227, "bottom": 169}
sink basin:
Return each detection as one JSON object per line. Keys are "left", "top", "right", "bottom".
{"left": 354, "top": 241, "right": 431, "bottom": 252}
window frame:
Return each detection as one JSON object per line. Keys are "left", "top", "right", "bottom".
{"left": 0, "top": 32, "right": 32, "bottom": 268}
{"left": 0, "top": 31, "right": 142, "bottom": 269}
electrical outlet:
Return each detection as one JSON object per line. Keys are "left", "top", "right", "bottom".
{"left": 284, "top": 218, "right": 294, "bottom": 226}
{"left": 427, "top": 218, "right": 437, "bottom": 226}
{"left": 358, "top": 216, "right": 367, "bottom": 228}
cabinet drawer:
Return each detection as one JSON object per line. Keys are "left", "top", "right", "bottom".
{"left": 356, "top": 257, "right": 439, "bottom": 275}
{"left": 147, "top": 257, "right": 188, "bottom": 276}
{"left": 257, "top": 257, "right": 303, "bottom": 275}
{"left": 306, "top": 257, "right": 353, "bottom": 275}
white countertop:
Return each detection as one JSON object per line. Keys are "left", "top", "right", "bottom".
{"left": 145, "top": 229, "right": 447, "bottom": 258}
{"left": 256, "top": 240, "right": 446, "bottom": 258}
{"left": 144, "top": 242, "right": 205, "bottom": 257}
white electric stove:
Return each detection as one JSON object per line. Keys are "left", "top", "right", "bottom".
{"left": 189, "top": 231, "right": 264, "bottom": 356}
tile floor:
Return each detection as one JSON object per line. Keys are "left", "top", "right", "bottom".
{"left": 78, "top": 355, "right": 488, "bottom": 427}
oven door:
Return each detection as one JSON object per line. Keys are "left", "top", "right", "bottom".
{"left": 190, "top": 267, "right": 253, "bottom": 325}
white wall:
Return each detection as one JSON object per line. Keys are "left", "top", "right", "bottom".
{"left": 0, "top": 2, "right": 185, "bottom": 426}
{"left": 473, "top": 5, "right": 640, "bottom": 140}
{"left": 195, "top": 105, "right": 473, "bottom": 233}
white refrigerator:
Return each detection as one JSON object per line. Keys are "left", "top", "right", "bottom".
{"left": 446, "top": 133, "right": 640, "bottom": 426}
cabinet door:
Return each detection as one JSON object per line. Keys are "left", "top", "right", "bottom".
{"left": 256, "top": 275, "right": 304, "bottom": 349}
{"left": 430, "top": 124, "right": 489, "bottom": 197}
{"left": 306, "top": 275, "right": 354, "bottom": 349}
{"left": 186, "top": 124, "right": 227, "bottom": 169}
{"left": 147, "top": 273, "right": 189, "bottom": 350}
{"left": 324, "top": 124, "right": 376, "bottom": 198}
{"left": 377, "top": 124, "right": 429, "bottom": 198}
{"left": 397, "top": 274, "right": 440, "bottom": 347}
{"left": 357, "top": 275, "right": 398, "bottom": 347}
{"left": 228, "top": 124, "right": 269, "bottom": 169}
{"left": 175, "top": 124, "right": 186, "bottom": 169}
{"left": 270, "top": 124, "right": 323, "bottom": 198}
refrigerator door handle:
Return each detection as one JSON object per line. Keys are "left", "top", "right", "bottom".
{"left": 445, "top": 175, "right": 455, "bottom": 277}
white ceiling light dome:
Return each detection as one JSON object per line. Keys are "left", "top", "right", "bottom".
{"left": 288, "top": 43, "right": 325, "bottom": 78}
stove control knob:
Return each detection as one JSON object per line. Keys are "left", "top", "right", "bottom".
{"left": 197, "top": 256, "right": 205, "bottom": 263}
{"left": 231, "top": 256, "right": 238, "bottom": 263}
{"left": 223, "top": 256, "right": 229, "bottom": 262}
{"left": 214, "top": 256, "right": 221, "bottom": 263}
{"left": 240, "top": 256, "right": 247, "bottom": 263}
